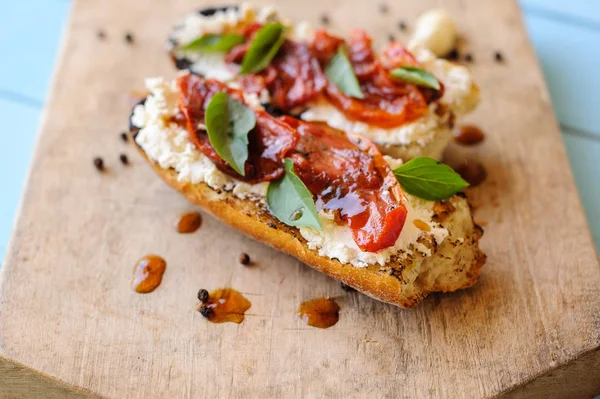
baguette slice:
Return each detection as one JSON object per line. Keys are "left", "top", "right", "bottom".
{"left": 130, "top": 109, "right": 486, "bottom": 308}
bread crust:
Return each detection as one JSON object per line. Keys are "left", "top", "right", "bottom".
{"left": 131, "top": 132, "right": 486, "bottom": 308}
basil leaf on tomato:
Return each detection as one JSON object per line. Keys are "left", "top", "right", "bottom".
{"left": 180, "top": 33, "right": 245, "bottom": 53}
{"left": 325, "top": 45, "right": 364, "bottom": 99}
{"left": 389, "top": 66, "right": 440, "bottom": 90}
{"left": 205, "top": 92, "right": 256, "bottom": 175}
{"left": 267, "top": 159, "right": 322, "bottom": 230}
{"left": 240, "top": 23, "right": 286, "bottom": 74}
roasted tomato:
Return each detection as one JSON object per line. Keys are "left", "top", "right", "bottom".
{"left": 177, "top": 74, "right": 408, "bottom": 252}
{"left": 177, "top": 73, "right": 298, "bottom": 183}
{"left": 230, "top": 40, "right": 327, "bottom": 110}
{"left": 318, "top": 29, "right": 439, "bottom": 128}
{"left": 227, "top": 25, "right": 442, "bottom": 128}
{"left": 282, "top": 116, "right": 407, "bottom": 252}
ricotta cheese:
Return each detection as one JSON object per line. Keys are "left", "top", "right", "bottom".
{"left": 132, "top": 77, "right": 268, "bottom": 199}
{"left": 132, "top": 76, "right": 449, "bottom": 268}
{"left": 180, "top": 53, "right": 236, "bottom": 82}
{"left": 298, "top": 195, "right": 448, "bottom": 268}
{"left": 289, "top": 21, "right": 315, "bottom": 42}
{"left": 301, "top": 102, "right": 445, "bottom": 146}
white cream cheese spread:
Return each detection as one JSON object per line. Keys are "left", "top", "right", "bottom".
{"left": 132, "top": 77, "right": 268, "bottom": 199}
{"left": 298, "top": 196, "right": 448, "bottom": 268}
{"left": 301, "top": 101, "right": 445, "bottom": 147}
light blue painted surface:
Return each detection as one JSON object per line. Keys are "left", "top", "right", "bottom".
{"left": 0, "top": 0, "right": 71, "bottom": 104}
{"left": 521, "top": 0, "right": 600, "bottom": 25}
{"left": 0, "top": 100, "right": 41, "bottom": 257}
{"left": 0, "top": 0, "right": 599, "bottom": 265}
{"left": 0, "top": 0, "right": 71, "bottom": 262}
{"left": 522, "top": 11, "right": 600, "bottom": 138}
{"left": 562, "top": 134, "right": 600, "bottom": 248}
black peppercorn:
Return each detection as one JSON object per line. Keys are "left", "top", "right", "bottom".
{"left": 125, "top": 32, "right": 134, "bottom": 44}
{"left": 494, "top": 51, "right": 504, "bottom": 63}
{"left": 379, "top": 3, "right": 389, "bottom": 13}
{"left": 464, "top": 53, "right": 473, "bottom": 63}
{"left": 262, "top": 103, "right": 285, "bottom": 117}
{"left": 239, "top": 253, "right": 251, "bottom": 265}
{"left": 120, "top": 132, "right": 128, "bottom": 142}
{"left": 447, "top": 48, "right": 459, "bottom": 61}
{"left": 97, "top": 30, "right": 106, "bottom": 40}
{"left": 398, "top": 21, "right": 407, "bottom": 31}
{"left": 199, "top": 305, "right": 213, "bottom": 318}
{"left": 341, "top": 283, "right": 356, "bottom": 292}
{"left": 93, "top": 157, "right": 104, "bottom": 171}
{"left": 388, "top": 34, "right": 396, "bottom": 43}
{"left": 197, "top": 288, "right": 209, "bottom": 303}
{"left": 320, "top": 14, "right": 330, "bottom": 25}
{"left": 119, "top": 154, "right": 129, "bottom": 165}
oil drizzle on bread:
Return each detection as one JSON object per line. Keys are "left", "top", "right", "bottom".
{"left": 198, "top": 288, "right": 251, "bottom": 324}
{"left": 454, "top": 125, "right": 485, "bottom": 145}
{"left": 177, "top": 211, "right": 202, "bottom": 233}
{"left": 297, "top": 298, "right": 340, "bottom": 328}
{"left": 132, "top": 255, "right": 166, "bottom": 293}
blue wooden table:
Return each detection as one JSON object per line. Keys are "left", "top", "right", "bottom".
{"left": 0, "top": 0, "right": 599, "bottom": 261}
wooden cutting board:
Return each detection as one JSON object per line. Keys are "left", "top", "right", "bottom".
{"left": 1, "top": 0, "right": 599, "bottom": 397}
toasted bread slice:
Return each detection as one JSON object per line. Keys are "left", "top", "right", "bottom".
{"left": 132, "top": 136, "right": 485, "bottom": 308}
{"left": 131, "top": 80, "right": 486, "bottom": 308}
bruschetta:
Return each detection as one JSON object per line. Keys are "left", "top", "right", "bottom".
{"left": 166, "top": 4, "right": 479, "bottom": 161}
{"left": 129, "top": 73, "right": 485, "bottom": 308}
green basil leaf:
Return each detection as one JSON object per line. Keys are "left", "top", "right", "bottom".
{"left": 325, "top": 45, "right": 364, "bottom": 99}
{"left": 389, "top": 66, "right": 440, "bottom": 90}
{"left": 205, "top": 92, "right": 256, "bottom": 176}
{"left": 180, "top": 33, "right": 245, "bottom": 53}
{"left": 393, "top": 157, "right": 468, "bottom": 201}
{"left": 240, "top": 23, "right": 287, "bottom": 74}
{"left": 267, "top": 159, "right": 322, "bottom": 230}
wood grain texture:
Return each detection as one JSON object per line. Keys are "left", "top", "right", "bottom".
{"left": 0, "top": 0, "right": 599, "bottom": 397}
